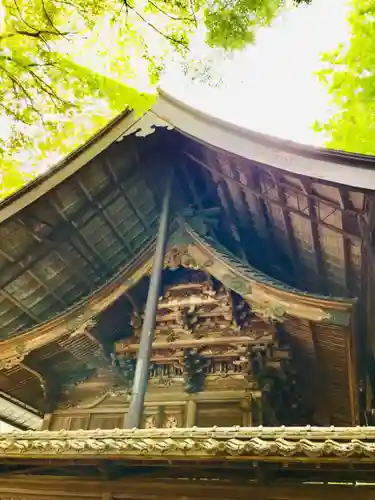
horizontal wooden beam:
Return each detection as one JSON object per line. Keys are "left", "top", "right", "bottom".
{"left": 186, "top": 153, "right": 361, "bottom": 243}
{"left": 116, "top": 334, "right": 274, "bottom": 353}
{"left": 0, "top": 475, "right": 373, "bottom": 500}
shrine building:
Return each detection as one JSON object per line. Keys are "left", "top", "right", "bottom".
{"left": 0, "top": 91, "right": 375, "bottom": 499}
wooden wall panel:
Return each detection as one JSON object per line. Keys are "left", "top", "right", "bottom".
{"left": 196, "top": 402, "right": 243, "bottom": 427}
{"left": 89, "top": 413, "right": 123, "bottom": 430}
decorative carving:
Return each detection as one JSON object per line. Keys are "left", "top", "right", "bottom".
{"left": 164, "top": 246, "right": 199, "bottom": 271}
{"left": 114, "top": 268, "right": 298, "bottom": 423}
{"left": 112, "top": 354, "right": 136, "bottom": 390}
{"left": 184, "top": 348, "right": 208, "bottom": 393}
{"left": 221, "top": 273, "right": 251, "bottom": 296}
{"left": 151, "top": 378, "right": 178, "bottom": 388}
{"left": 0, "top": 354, "right": 25, "bottom": 370}
{"left": 164, "top": 415, "right": 178, "bottom": 428}
{"left": 0, "top": 427, "right": 374, "bottom": 459}
{"left": 116, "top": 114, "right": 174, "bottom": 141}
{"left": 251, "top": 301, "right": 286, "bottom": 323}
{"left": 145, "top": 415, "right": 157, "bottom": 429}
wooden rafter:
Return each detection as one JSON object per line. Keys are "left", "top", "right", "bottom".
{"left": 338, "top": 190, "right": 356, "bottom": 297}
{"left": 220, "top": 156, "right": 257, "bottom": 263}
{"left": 0, "top": 288, "right": 39, "bottom": 323}
{"left": 75, "top": 177, "right": 133, "bottom": 257}
{"left": 277, "top": 179, "right": 361, "bottom": 217}
{"left": 48, "top": 197, "right": 111, "bottom": 275}
{"left": 25, "top": 212, "right": 101, "bottom": 281}
{"left": 103, "top": 159, "right": 151, "bottom": 234}
{"left": 204, "top": 149, "right": 250, "bottom": 261}
{"left": 186, "top": 152, "right": 361, "bottom": 243}
{"left": 302, "top": 180, "right": 329, "bottom": 295}
{"left": 215, "top": 175, "right": 248, "bottom": 261}
{"left": 222, "top": 162, "right": 275, "bottom": 274}
{"left": 0, "top": 245, "right": 67, "bottom": 307}
{"left": 274, "top": 171, "right": 304, "bottom": 287}
{"left": 179, "top": 158, "right": 204, "bottom": 210}
{"left": 19, "top": 215, "right": 93, "bottom": 294}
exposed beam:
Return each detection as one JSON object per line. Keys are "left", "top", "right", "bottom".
{"left": 84, "top": 329, "right": 108, "bottom": 363}
{"left": 26, "top": 212, "right": 102, "bottom": 279}
{"left": 0, "top": 288, "right": 39, "bottom": 323}
{"left": 202, "top": 150, "right": 244, "bottom": 246}
{"left": 186, "top": 152, "right": 361, "bottom": 243}
{"left": 277, "top": 179, "right": 361, "bottom": 217}
{"left": 212, "top": 172, "right": 247, "bottom": 261}
{"left": 179, "top": 158, "right": 204, "bottom": 210}
{"left": 338, "top": 190, "right": 356, "bottom": 297}
{"left": 19, "top": 215, "right": 93, "bottom": 294}
{"left": 245, "top": 167, "right": 285, "bottom": 277}
{"left": 75, "top": 177, "right": 133, "bottom": 257}
{"left": 0, "top": 245, "right": 67, "bottom": 307}
{"left": 103, "top": 159, "right": 151, "bottom": 233}
{"left": 19, "top": 362, "right": 48, "bottom": 402}
{"left": 302, "top": 180, "right": 329, "bottom": 295}
{"left": 215, "top": 154, "right": 256, "bottom": 263}
{"left": 48, "top": 197, "right": 111, "bottom": 275}
{"left": 274, "top": 171, "right": 304, "bottom": 287}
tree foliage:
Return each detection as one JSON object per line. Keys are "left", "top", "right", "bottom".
{"left": 0, "top": 0, "right": 311, "bottom": 199}
{"left": 313, "top": 0, "right": 375, "bottom": 155}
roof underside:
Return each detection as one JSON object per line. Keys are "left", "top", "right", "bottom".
{"left": 0, "top": 120, "right": 372, "bottom": 425}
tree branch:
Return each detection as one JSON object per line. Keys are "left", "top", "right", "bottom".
{"left": 147, "top": 0, "right": 194, "bottom": 23}
{"left": 12, "top": 0, "right": 42, "bottom": 33}
{"left": 26, "top": 66, "right": 74, "bottom": 108}
{"left": 127, "top": 3, "right": 189, "bottom": 49}
{"left": 15, "top": 29, "right": 72, "bottom": 38}
{"left": 41, "top": 0, "right": 70, "bottom": 39}
{"left": 0, "top": 64, "right": 44, "bottom": 121}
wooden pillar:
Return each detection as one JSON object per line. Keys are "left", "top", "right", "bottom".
{"left": 126, "top": 171, "right": 173, "bottom": 429}
{"left": 41, "top": 413, "right": 52, "bottom": 431}
{"left": 185, "top": 399, "right": 197, "bottom": 427}
{"left": 241, "top": 397, "right": 252, "bottom": 427}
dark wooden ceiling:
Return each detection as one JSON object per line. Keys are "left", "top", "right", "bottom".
{"left": 0, "top": 133, "right": 166, "bottom": 340}
{"left": 0, "top": 126, "right": 373, "bottom": 425}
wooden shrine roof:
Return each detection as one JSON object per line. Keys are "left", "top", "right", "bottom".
{"left": 0, "top": 90, "right": 373, "bottom": 426}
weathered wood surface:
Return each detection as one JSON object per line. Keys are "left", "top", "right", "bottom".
{"left": 0, "top": 476, "right": 373, "bottom": 500}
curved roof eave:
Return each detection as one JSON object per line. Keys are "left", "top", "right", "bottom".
{"left": 0, "top": 220, "right": 355, "bottom": 369}
{"left": 0, "top": 109, "right": 134, "bottom": 223}
{"left": 153, "top": 90, "right": 375, "bottom": 190}
{"left": 2, "top": 89, "right": 375, "bottom": 224}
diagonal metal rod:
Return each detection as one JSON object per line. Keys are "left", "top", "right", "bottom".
{"left": 125, "top": 171, "right": 173, "bottom": 428}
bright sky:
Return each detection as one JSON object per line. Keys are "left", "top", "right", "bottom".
{"left": 162, "top": 0, "right": 351, "bottom": 146}
{"left": 0, "top": 0, "right": 352, "bottom": 195}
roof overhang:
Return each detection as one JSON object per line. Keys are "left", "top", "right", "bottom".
{"left": 0, "top": 220, "right": 356, "bottom": 371}
{"left": 0, "top": 392, "right": 41, "bottom": 430}
{"left": 2, "top": 89, "right": 375, "bottom": 224}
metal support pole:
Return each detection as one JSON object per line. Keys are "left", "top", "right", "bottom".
{"left": 126, "top": 172, "right": 173, "bottom": 428}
